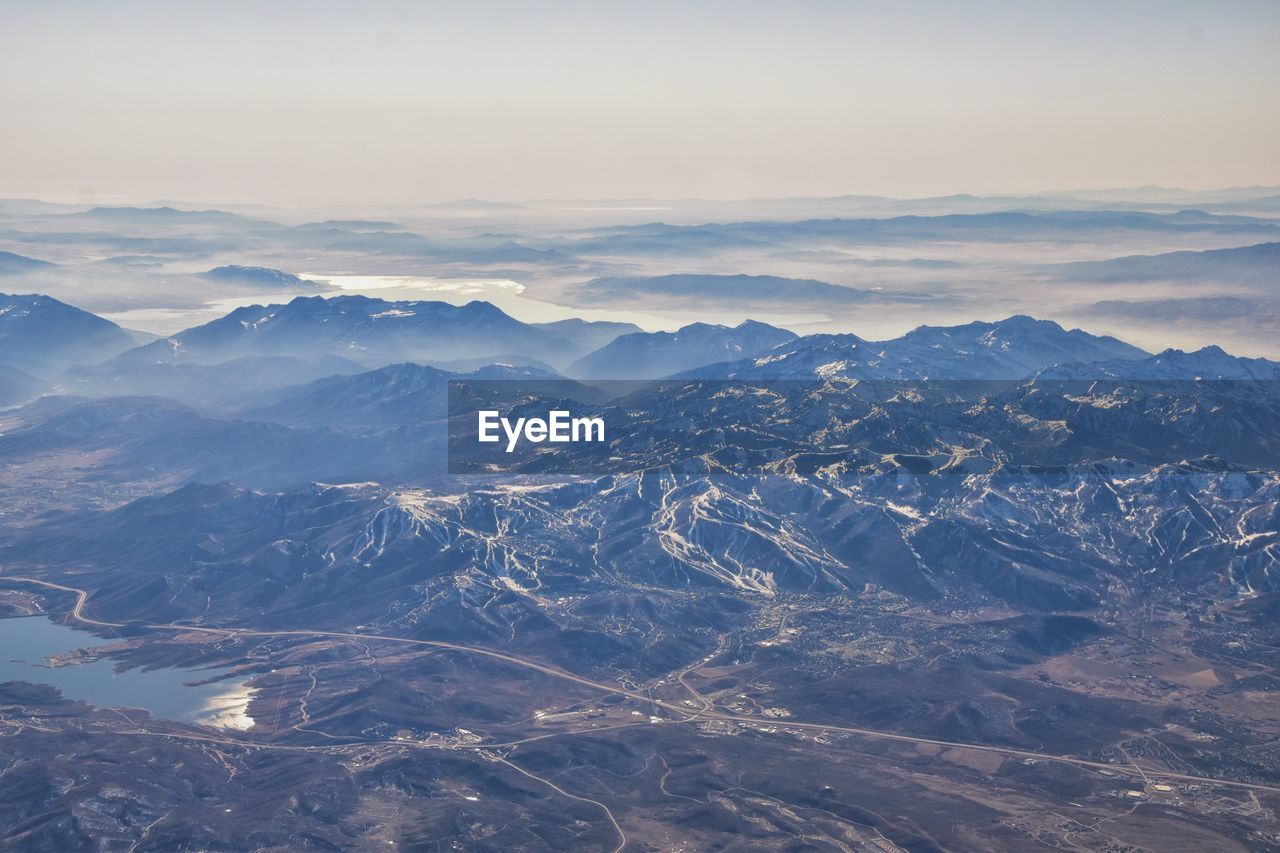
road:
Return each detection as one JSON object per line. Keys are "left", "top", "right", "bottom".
{"left": 5, "top": 574, "right": 1280, "bottom": 798}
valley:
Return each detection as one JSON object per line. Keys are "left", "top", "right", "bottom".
{"left": 1, "top": 189, "right": 1278, "bottom": 850}
{"left": 3, "top": 570, "right": 1278, "bottom": 851}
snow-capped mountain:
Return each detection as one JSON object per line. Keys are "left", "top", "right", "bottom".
{"left": 685, "top": 316, "right": 1148, "bottom": 380}
{"left": 1039, "top": 345, "right": 1280, "bottom": 380}
{"left": 568, "top": 319, "right": 797, "bottom": 378}
{"left": 9, "top": 455, "right": 1275, "bottom": 636}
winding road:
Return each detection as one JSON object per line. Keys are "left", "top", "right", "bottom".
{"left": 5, "top": 574, "right": 1280, "bottom": 802}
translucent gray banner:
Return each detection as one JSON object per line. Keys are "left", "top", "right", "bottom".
{"left": 447, "top": 379, "right": 1280, "bottom": 476}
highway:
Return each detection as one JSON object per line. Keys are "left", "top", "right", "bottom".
{"left": 5, "top": 574, "right": 1280, "bottom": 798}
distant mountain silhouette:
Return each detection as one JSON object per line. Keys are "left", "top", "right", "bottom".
{"left": 0, "top": 251, "right": 54, "bottom": 274}
{"left": 0, "top": 363, "right": 43, "bottom": 407}
{"left": 574, "top": 273, "right": 922, "bottom": 306}
{"left": 1058, "top": 241, "right": 1280, "bottom": 284}
{"left": 108, "top": 295, "right": 634, "bottom": 370}
{"left": 0, "top": 292, "right": 136, "bottom": 375}
{"left": 201, "top": 265, "right": 322, "bottom": 289}
{"left": 570, "top": 320, "right": 797, "bottom": 378}
{"left": 568, "top": 211, "right": 1280, "bottom": 257}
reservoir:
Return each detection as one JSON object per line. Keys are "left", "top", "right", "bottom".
{"left": 0, "top": 615, "right": 253, "bottom": 729}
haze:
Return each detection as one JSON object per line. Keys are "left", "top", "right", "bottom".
{"left": 3, "top": 0, "right": 1278, "bottom": 206}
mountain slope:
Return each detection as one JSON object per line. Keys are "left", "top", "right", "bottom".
{"left": 237, "top": 362, "right": 577, "bottom": 429}
{"left": 0, "top": 251, "right": 55, "bottom": 275}
{"left": 237, "top": 362, "right": 455, "bottom": 428}
{"left": 530, "top": 318, "right": 640, "bottom": 354}
{"left": 63, "top": 354, "right": 368, "bottom": 406}
{"left": 1057, "top": 241, "right": 1280, "bottom": 284}
{"left": 0, "top": 364, "right": 44, "bottom": 407}
{"left": 888, "top": 315, "right": 1149, "bottom": 377}
{"left": 200, "top": 265, "right": 321, "bottom": 289}
{"left": 569, "top": 320, "right": 797, "bottom": 378}
{"left": 0, "top": 292, "right": 138, "bottom": 375}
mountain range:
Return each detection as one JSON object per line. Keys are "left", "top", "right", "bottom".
{"left": 2, "top": 277, "right": 1279, "bottom": 850}
{"left": 571, "top": 273, "right": 920, "bottom": 307}
{"left": 565, "top": 211, "right": 1280, "bottom": 256}
{"left": 105, "top": 295, "right": 629, "bottom": 371}
{"left": 1055, "top": 240, "right": 1280, "bottom": 284}
{"left": 682, "top": 315, "right": 1148, "bottom": 380}
{"left": 5, "top": 290, "right": 1264, "bottom": 403}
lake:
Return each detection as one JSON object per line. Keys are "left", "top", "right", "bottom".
{"left": 0, "top": 616, "right": 254, "bottom": 729}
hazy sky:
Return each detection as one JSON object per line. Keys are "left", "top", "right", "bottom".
{"left": 3, "top": 0, "right": 1278, "bottom": 206}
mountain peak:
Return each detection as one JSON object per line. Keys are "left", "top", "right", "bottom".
{"left": 0, "top": 291, "right": 135, "bottom": 375}
{"left": 997, "top": 314, "right": 1062, "bottom": 329}
{"left": 569, "top": 319, "right": 797, "bottom": 379}
{"left": 459, "top": 299, "right": 510, "bottom": 318}
{"left": 1151, "top": 345, "right": 1231, "bottom": 360}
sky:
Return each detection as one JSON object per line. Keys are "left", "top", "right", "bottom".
{"left": 2, "top": 0, "right": 1278, "bottom": 206}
